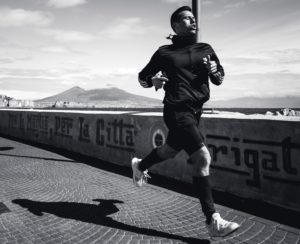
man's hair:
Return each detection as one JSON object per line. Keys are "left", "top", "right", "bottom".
{"left": 170, "top": 6, "right": 192, "bottom": 32}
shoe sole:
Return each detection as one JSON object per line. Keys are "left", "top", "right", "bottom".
{"left": 131, "top": 158, "right": 142, "bottom": 187}
{"left": 211, "top": 224, "right": 240, "bottom": 238}
{"left": 222, "top": 225, "right": 240, "bottom": 237}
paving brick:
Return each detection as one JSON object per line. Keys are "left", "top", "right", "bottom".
{"left": 278, "top": 225, "right": 300, "bottom": 235}
{"left": 250, "top": 216, "right": 280, "bottom": 228}
{"left": 283, "top": 232, "right": 300, "bottom": 244}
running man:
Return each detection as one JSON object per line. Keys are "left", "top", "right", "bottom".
{"left": 132, "top": 6, "right": 240, "bottom": 237}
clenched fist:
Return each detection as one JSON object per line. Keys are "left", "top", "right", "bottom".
{"left": 152, "top": 72, "right": 168, "bottom": 90}
{"left": 203, "top": 55, "right": 217, "bottom": 74}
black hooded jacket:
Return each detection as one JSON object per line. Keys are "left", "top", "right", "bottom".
{"left": 138, "top": 35, "right": 224, "bottom": 112}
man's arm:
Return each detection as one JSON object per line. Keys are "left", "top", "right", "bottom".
{"left": 202, "top": 47, "right": 225, "bottom": 86}
{"left": 138, "top": 50, "right": 162, "bottom": 88}
{"left": 208, "top": 52, "right": 224, "bottom": 86}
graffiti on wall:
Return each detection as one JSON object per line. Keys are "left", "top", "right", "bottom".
{"left": 6, "top": 113, "right": 136, "bottom": 152}
{"left": 206, "top": 134, "right": 300, "bottom": 188}
{"left": 27, "top": 114, "right": 49, "bottom": 135}
{"left": 55, "top": 116, "right": 73, "bottom": 138}
{"left": 51, "top": 116, "right": 138, "bottom": 152}
{"left": 77, "top": 117, "right": 137, "bottom": 151}
{"left": 96, "top": 118, "right": 136, "bottom": 152}
{"left": 78, "top": 117, "right": 90, "bottom": 143}
{"left": 6, "top": 112, "right": 299, "bottom": 185}
{"left": 8, "top": 114, "right": 18, "bottom": 129}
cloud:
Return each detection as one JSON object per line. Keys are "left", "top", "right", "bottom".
{"left": 98, "top": 18, "right": 165, "bottom": 40}
{"left": 0, "top": 58, "right": 15, "bottom": 64}
{"left": 40, "top": 46, "right": 70, "bottom": 53}
{"left": 0, "top": 56, "right": 32, "bottom": 64}
{"left": 260, "top": 49, "right": 300, "bottom": 64}
{"left": 161, "top": 0, "right": 213, "bottom": 6}
{"left": 47, "top": 0, "right": 87, "bottom": 8}
{"left": 210, "top": 72, "right": 300, "bottom": 100}
{"left": 99, "top": 18, "right": 146, "bottom": 39}
{"left": 222, "top": 48, "right": 300, "bottom": 75}
{"left": 36, "top": 28, "right": 96, "bottom": 42}
{"left": 0, "top": 67, "right": 92, "bottom": 80}
{"left": 0, "top": 67, "right": 100, "bottom": 95}
{"left": 0, "top": 89, "right": 53, "bottom": 100}
{"left": 224, "top": 1, "right": 246, "bottom": 10}
{"left": 208, "top": 0, "right": 272, "bottom": 19}
{"left": 203, "top": 0, "right": 214, "bottom": 6}
{"left": 161, "top": 0, "right": 189, "bottom": 4}
{"left": 209, "top": 2, "right": 245, "bottom": 19}
{"left": 0, "top": 36, "right": 17, "bottom": 47}
{"left": 0, "top": 7, "right": 53, "bottom": 27}
{"left": 0, "top": 66, "right": 94, "bottom": 99}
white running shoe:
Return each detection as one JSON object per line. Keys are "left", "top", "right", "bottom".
{"left": 131, "top": 157, "right": 151, "bottom": 187}
{"left": 207, "top": 213, "right": 240, "bottom": 237}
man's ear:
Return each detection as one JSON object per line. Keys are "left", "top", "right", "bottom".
{"left": 172, "top": 22, "right": 178, "bottom": 33}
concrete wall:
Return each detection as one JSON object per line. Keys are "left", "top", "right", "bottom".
{"left": 0, "top": 109, "right": 299, "bottom": 212}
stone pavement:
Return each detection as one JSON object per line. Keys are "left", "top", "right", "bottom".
{"left": 0, "top": 136, "right": 299, "bottom": 244}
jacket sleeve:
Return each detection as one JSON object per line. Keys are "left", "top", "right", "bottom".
{"left": 138, "top": 50, "right": 162, "bottom": 88}
{"left": 208, "top": 48, "right": 225, "bottom": 86}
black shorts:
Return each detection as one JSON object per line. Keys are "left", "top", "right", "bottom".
{"left": 163, "top": 104, "right": 205, "bottom": 155}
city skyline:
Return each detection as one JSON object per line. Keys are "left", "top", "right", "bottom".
{"left": 0, "top": 0, "right": 299, "bottom": 101}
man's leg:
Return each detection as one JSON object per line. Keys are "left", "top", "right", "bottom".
{"left": 190, "top": 145, "right": 216, "bottom": 222}
{"left": 139, "top": 144, "right": 179, "bottom": 171}
{"left": 190, "top": 145, "right": 240, "bottom": 237}
{"left": 132, "top": 143, "right": 179, "bottom": 187}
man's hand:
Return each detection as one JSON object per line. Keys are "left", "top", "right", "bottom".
{"left": 152, "top": 72, "right": 168, "bottom": 90}
{"left": 203, "top": 55, "right": 217, "bottom": 74}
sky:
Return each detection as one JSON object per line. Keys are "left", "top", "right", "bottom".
{"left": 0, "top": 0, "right": 299, "bottom": 101}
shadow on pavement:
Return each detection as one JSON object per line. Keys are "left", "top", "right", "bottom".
{"left": 0, "top": 153, "right": 76, "bottom": 163}
{"left": 0, "top": 147, "right": 14, "bottom": 151}
{"left": 12, "top": 198, "right": 210, "bottom": 244}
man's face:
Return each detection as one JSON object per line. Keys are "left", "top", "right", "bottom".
{"left": 173, "top": 10, "right": 196, "bottom": 36}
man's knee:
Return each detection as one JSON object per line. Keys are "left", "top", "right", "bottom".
{"left": 190, "top": 145, "right": 211, "bottom": 176}
{"left": 190, "top": 145, "right": 211, "bottom": 167}
{"left": 156, "top": 144, "right": 178, "bottom": 160}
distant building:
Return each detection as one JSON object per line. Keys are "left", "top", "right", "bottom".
{"left": 0, "top": 95, "right": 34, "bottom": 108}
{"left": 0, "top": 95, "right": 12, "bottom": 107}
{"left": 284, "top": 108, "right": 300, "bottom": 117}
{"left": 276, "top": 108, "right": 300, "bottom": 117}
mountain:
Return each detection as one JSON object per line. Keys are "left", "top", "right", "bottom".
{"left": 206, "top": 96, "right": 300, "bottom": 108}
{"left": 35, "top": 86, "right": 300, "bottom": 109}
{"left": 37, "top": 86, "right": 86, "bottom": 103}
{"left": 35, "top": 86, "right": 162, "bottom": 107}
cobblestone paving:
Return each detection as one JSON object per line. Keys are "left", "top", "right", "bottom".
{"left": 0, "top": 137, "right": 299, "bottom": 244}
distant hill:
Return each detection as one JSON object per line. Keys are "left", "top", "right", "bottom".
{"left": 206, "top": 96, "right": 300, "bottom": 108}
{"left": 37, "top": 86, "right": 86, "bottom": 103}
{"left": 35, "top": 86, "right": 162, "bottom": 107}
{"left": 35, "top": 86, "right": 300, "bottom": 109}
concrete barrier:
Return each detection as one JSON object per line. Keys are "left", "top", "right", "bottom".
{"left": 0, "top": 109, "right": 299, "bottom": 212}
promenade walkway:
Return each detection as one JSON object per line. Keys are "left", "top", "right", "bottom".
{"left": 0, "top": 136, "right": 299, "bottom": 244}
